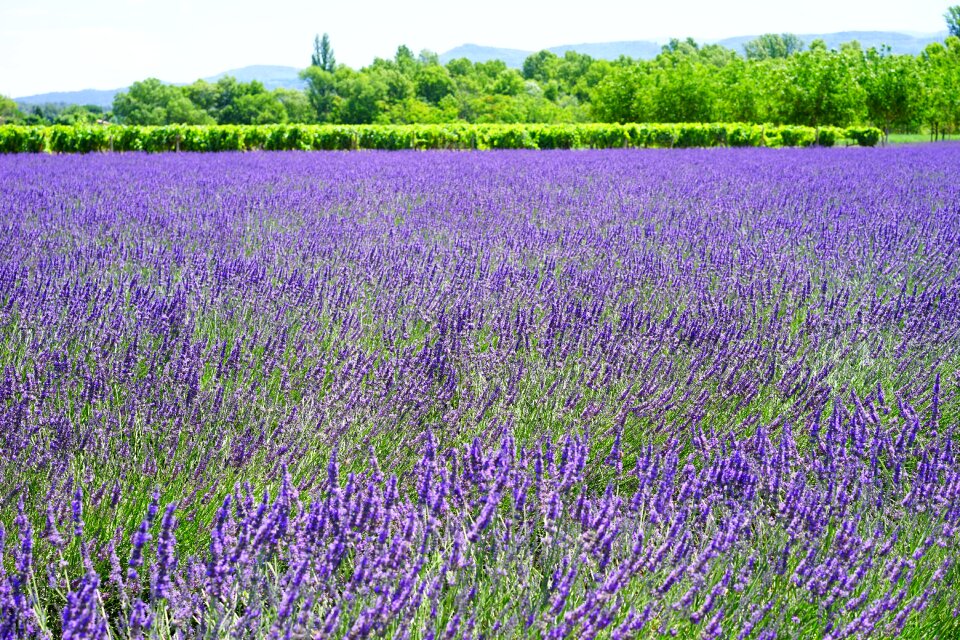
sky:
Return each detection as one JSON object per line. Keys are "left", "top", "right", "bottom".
{"left": 1, "top": 0, "right": 952, "bottom": 97}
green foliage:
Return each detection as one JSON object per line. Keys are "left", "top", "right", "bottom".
{"left": 744, "top": 34, "right": 805, "bottom": 60}
{"left": 776, "top": 125, "right": 817, "bottom": 147}
{"left": 0, "top": 122, "right": 884, "bottom": 154}
{"left": 0, "top": 95, "right": 23, "bottom": 124}
{"left": 725, "top": 123, "right": 765, "bottom": 146}
{"left": 919, "top": 38, "right": 960, "bottom": 139}
{"left": 113, "top": 79, "right": 213, "bottom": 125}
{"left": 300, "top": 67, "right": 340, "bottom": 123}
{"left": 777, "top": 41, "right": 865, "bottom": 127}
{"left": 522, "top": 50, "right": 561, "bottom": 83}
{"left": 590, "top": 64, "right": 647, "bottom": 123}
{"left": 0, "top": 125, "right": 46, "bottom": 152}
{"left": 416, "top": 65, "right": 455, "bottom": 104}
{"left": 845, "top": 126, "right": 882, "bottom": 146}
{"left": 311, "top": 33, "right": 336, "bottom": 72}
{"left": 68, "top": 32, "right": 960, "bottom": 136}
{"left": 947, "top": 6, "right": 960, "bottom": 38}
{"left": 47, "top": 124, "right": 110, "bottom": 152}
{"left": 862, "top": 48, "right": 922, "bottom": 139}
{"left": 274, "top": 89, "right": 314, "bottom": 123}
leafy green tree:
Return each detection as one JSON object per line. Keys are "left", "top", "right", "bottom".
{"left": 312, "top": 33, "right": 336, "bottom": 72}
{"left": 778, "top": 40, "right": 864, "bottom": 129}
{"left": 113, "top": 79, "right": 212, "bottom": 125}
{"left": 862, "top": 48, "right": 921, "bottom": 140}
{"left": 0, "top": 95, "right": 23, "bottom": 124}
{"left": 566, "top": 57, "right": 609, "bottom": 104}
{"left": 522, "top": 50, "right": 560, "bottom": 83}
{"left": 53, "top": 104, "right": 104, "bottom": 125}
{"left": 660, "top": 38, "right": 700, "bottom": 57}
{"left": 590, "top": 63, "right": 649, "bottom": 123}
{"left": 377, "top": 97, "right": 458, "bottom": 124}
{"left": 652, "top": 63, "right": 715, "bottom": 122}
{"left": 744, "top": 34, "right": 805, "bottom": 60}
{"left": 418, "top": 50, "right": 440, "bottom": 66}
{"left": 300, "top": 66, "right": 339, "bottom": 122}
{"left": 946, "top": 6, "right": 960, "bottom": 38}
{"left": 231, "top": 93, "right": 287, "bottom": 124}
{"left": 714, "top": 58, "right": 764, "bottom": 122}
{"left": 335, "top": 68, "right": 387, "bottom": 124}
{"left": 214, "top": 79, "right": 274, "bottom": 124}
{"left": 183, "top": 80, "right": 220, "bottom": 116}
{"left": 492, "top": 69, "right": 526, "bottom": 96}
{"left": 395, "top": 46, "right": 418, "bottom": 76}
{"left": 648, "top": 39, "right": 723, "bottom": 122}
{"left": 445, "top": 58, "right": 474, "bottom": 78}
{"left": 378, "top": 67, "right": 416, "bottom": 103}
{"left": 919, "top": 37, "right": 960, "bottom": 138}
{"left": 274, "top": 89, "right": 314, "bottom": 123}
{"left": 416, "top": 65, "right": 455, "bottom": 104}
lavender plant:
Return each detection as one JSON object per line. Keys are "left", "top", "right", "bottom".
{"left": 0, "top": 146, "right": 958, "bottom": 638}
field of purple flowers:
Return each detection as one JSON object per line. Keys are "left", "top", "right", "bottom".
{"left": 0, "top": 146, "right": 959, "bottom": 639}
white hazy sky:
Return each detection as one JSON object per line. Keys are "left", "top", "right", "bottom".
{"left": 1, "top": 0, "right": 952, "bottom": 97}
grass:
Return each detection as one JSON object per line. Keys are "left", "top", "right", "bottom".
{"left": 886, "top": 133, "right": 960, "bottom": 144}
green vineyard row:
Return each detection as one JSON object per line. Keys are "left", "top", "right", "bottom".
{"left": 0, "top": 122, "right": 883, "bottom": 153}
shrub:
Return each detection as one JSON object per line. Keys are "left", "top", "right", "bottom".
{"left": 0, "top": 123, "right": 886, "bottom": 153}
{"left": 845, "top": 126, "right": 882, "bottom": 147}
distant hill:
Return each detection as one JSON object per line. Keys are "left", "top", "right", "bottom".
{"left": 202, "top": 65, "right": 305, "bottom": 91}
{"left": 441, "top": 31, "right": 948, "bottom": 68}
{"left": 14, "top": 31, "right": 949, "bottom": 107}
{"left": 439, "top": 41, "right": 664, "bottom": 66}
{"left": 15, "top": 89, "right": 121, "bottom": 109}
{"left": 16, "top": 65, "right": 305, "bottom": 109}
{"left": 439, "top": 44, "right": 533, "bottom": 68}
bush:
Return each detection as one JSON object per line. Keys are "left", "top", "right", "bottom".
{"left": 0, "top": 126, "right": 47, "bottom": 153}
{"left": 778, "top": 126, "right": 817, "bottom": 148}
{"left": 0, "top": 123, "right": 886, "bottom": 153}
{"left": 533, "top": 125, "right": 580, "bottom": 149}
{"left": 726, "top": 124, "right": 763, "bottom": 147}
{"left": 845, "top": 126, "right": 882, "bottom": 147}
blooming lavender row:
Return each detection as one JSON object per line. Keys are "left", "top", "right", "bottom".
{"left": 0, "top": 146, "right": 958, "bottom": 638}
{"left": 5, "top": 417, "right": 960, "bottom": 638}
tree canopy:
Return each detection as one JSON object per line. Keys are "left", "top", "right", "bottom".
{"left": 4, "top": 32, "right": 948, "bottom": 136}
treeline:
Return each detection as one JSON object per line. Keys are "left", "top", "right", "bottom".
{"left": 3, "top": 32, "right": 959, "bottom": 137}
{"left": 0, "top": 123, "right": 883, "bottom": 153}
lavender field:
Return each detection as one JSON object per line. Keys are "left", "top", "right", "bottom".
{"left": 1, "top": 146, "right": 959, "bottom": 639}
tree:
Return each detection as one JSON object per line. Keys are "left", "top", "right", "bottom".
{"left": 946, "top": 6, "right": 960, "bottom": 38}
{"left": 0, "top": 95, "right": 23, "bottom": 124}
{"left": 522, "top": 50, "right": 560, "bottom": 83}
{"left": 53, "top": 104, "right": 103, "bottom": 125}
{"left": 919, "top": 38, "right": 960, "bottom": 139}
{"left": 300, "top": 66, "right": 339, "bottom": 122}
{"left": 416, "top": 65, "right": 455, "bottom": 104}
{"left": 274, "top": 89, "right": 314, "bottom": 123}
{"left": 744, "top": 34, "right": 805, "bottom": 60}
{"left": 394, "top": 46, "right": 417, "bottom": 76}
{"left": 113, "top": 79, "right": 212, "bottom": 125}
{"left": 778, "top": 41, "right": 864, "bottom": 130}
{"left": 334, "top": 68, "right": 387, "bottom": 124}
{"left": 213, "top": 78, "right": 274, "bottom": 124}
{"left": 714, "top": 57, "right": 764, "bottom": 122}
{"left": 312, "top": 33, "right": 336, "bottom": 72}
{"left": 492, "top": 69, "right": 526, "bottom": 96}
{"left": 862, "top": 48, "right": 921, "bottom": 140}
{"left": 652, "top": 62, "right": 716, "bottom": 122}
{"left": 590, "top": 63, "right": 650, "bottom": 123}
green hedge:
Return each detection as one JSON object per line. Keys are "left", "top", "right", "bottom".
{"left": 0, "top": 123, "right": 884, "bottom": 153}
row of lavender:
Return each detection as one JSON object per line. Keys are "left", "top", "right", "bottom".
{"left": 0, "top": 147, "right": 958, "bottom": 637}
